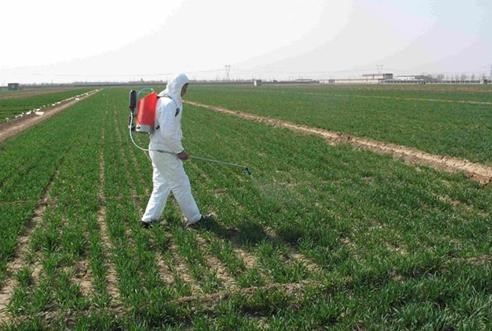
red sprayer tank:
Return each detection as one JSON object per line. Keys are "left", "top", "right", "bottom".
{"left": 135, "top": 92, "right": 158, "bottom": 133}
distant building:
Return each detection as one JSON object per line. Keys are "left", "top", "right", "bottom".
{"left": 293, "top": 79, "right": 319, "bottom": 84}
{"left": 8, "top": 83, "right": 20, "bottom": 91}
{"left": 320, "top": 73, "right": 394, "bottom": 84}
{"left": 394, "top": 75, "right": 436, "bottom": 83}
{"left": 362, "top": 73, "right": 394, "bottom": 80}
{"left": 253, "top": 79, "right": 262, "bottom": 87}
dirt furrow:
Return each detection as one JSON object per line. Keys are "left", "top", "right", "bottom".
{"left": 233, "top": 247, "right": 260, "bottom": 270}
{"left": 154, "top": 256, "right": 175, "bottom": 286}
{"left": 186, "top": 101, "right": 492, "bottom": 184}
{"left": 222, "top": 229, "right": 273, "bottom": 283}
{"left": 167, "top": 241, "right": 202, "bottom": 295}
{"left": 169, "top": 279, "right": 320, "bottom": 308}
{"left": 97, "top": 148, "right": 121, "bottom": 306}
{"left": 194, "top": 235, "right": 238, "bottom": 290}
{"left": 0, "top": 167, "right": 59, "bottom": 322}
{"left": 263, "top": 226, "right": 322, "bottom": 274}
{"left": 72, "top": 260, "right": 94, "bottom": 298}
{"left": 0, "top": 90, "right": 99, "bottom": 144}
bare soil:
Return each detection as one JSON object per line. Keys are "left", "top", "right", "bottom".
{"left": 195, "top": 235, "right": 238, "bottom": 290}
{"left": 168, "top": 241, "right": 202, "bottom": 294}
{"left": 97, "top": 142, "right": 121, "bottom": 305}
{"left": 73, "top": 260, "right": 94, "bottom": 297}
{"left": 170, "top": 279, "right": 320, "bottom": 308}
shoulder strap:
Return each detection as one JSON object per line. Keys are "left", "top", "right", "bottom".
{"left": 154, "top": 95, "right": 180, "bottom": 131}
{"left": 161, "top": 95, "right": 180, "bottom": 117}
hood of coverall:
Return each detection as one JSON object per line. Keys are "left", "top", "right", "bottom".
{"left": 158, "top": 73, "right": 189, "bottom": 105}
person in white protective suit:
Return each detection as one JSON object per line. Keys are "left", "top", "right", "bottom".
{"left": 141, "top": 73, "right": 208, "bottom": 228}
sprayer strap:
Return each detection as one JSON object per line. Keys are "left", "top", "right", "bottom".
{"left": 153, "top": 94, "right": 179, "bottom": 129}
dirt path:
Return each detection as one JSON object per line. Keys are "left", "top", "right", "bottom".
{"left": 186, "top": 101, "right": 492, "bottom": 185}
{"left": 0, "top": 90, "right": 99, "bottom": 144}
{"left": 97, "top": 131, "right": 121, "bottom": 306}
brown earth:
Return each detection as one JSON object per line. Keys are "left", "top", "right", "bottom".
{"left": 97, "top": 134, "right": 121, "bottom": 305}
{"left": 195, "top": 235, "right": 238, "bottom": 290}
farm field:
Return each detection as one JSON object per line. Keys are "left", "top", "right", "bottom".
{"left": 291, "top": 84, "right": 492, "bottom": 103}
{"left": 0, "top": 88, "right": 92, "bottom": 123}
{"left": 187, "top": 84, "right": 492, "bottom": 164}
{"left": 0, "top": 87, "right": 87, "bottom": 100}
{"left": 0, "top": 87, "right": 491, "bottom": 329}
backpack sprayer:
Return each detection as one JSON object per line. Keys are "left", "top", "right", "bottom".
{"left": 128, "top": 88, "right": 252, "bottom": 176}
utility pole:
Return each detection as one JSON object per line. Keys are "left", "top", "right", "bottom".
{"left": 225, "top": 65, "right": 231, "bottom": 81}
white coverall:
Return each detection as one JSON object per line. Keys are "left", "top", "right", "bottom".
{"left": 141, "top": 73, "right": 202, "bottom": 223}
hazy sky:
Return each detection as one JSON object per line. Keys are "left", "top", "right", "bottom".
{"left": 1, "top": 0, "right": 490, "bottom": 83}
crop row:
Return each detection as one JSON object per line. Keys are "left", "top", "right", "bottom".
{"left": 187, "top": 84, "right": 492, "bottom": 163}
{"left": 0, "top": 88, "right": 490, "bottom": 329}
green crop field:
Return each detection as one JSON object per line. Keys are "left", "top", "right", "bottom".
{"left": 187, "top": 84, "right": 492, "bottom": 164}
{"left": 0, "top": 88, "right": 92, "bottom": 123}
{"left": 0, "top": 86, "right": 491, "bottom": 330}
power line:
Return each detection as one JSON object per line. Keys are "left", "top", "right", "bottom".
{"left": 224, "top": 65, "right": 231, "bottom": 80}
